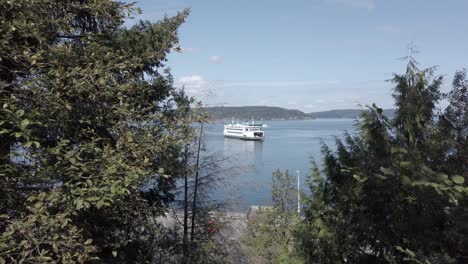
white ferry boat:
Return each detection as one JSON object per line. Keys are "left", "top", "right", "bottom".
{"left": 224, "top": 120, "right": 265, "bottom": 140}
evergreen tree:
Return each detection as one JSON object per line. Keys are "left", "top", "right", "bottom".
{"left": 439, "top": 69, "right": 468, "bottom": 175}
{"left": 297, "top": 56, "right": 467, "bottom": 263}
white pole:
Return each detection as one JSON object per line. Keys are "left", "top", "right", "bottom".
{"left": 297, "top": 170, "right": 300, "bottom": 216}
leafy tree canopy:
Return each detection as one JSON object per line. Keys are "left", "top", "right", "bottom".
{"left": 0, "top": 1, "right": 198, "bottom": 262}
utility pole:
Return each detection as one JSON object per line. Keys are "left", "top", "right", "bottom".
{"left": 297, "top": 170, "right": 300, "bottom": 216}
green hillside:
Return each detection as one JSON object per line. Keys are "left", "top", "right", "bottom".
{"left": 308, "top": 109, "right": 395, "bottom": 119}
{"left": 205, "top": 106, "right": 396, "bottom": 120}
{"left": 205, "top": 106, "right": 309, "bottom": 120}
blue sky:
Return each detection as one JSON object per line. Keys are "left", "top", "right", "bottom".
{"left": 127, "top": 0, "right": 468, "bottom": 112}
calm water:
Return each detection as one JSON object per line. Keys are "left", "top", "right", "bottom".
{"left": 202, "top": 119, "right": 356, "bottom": 211}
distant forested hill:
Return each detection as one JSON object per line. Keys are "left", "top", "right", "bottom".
{"left": 308, "top": 109, "right": 395, "bottom": 119}
{"left": 205, "top": 106, "right": 396, "bottom": 120}
{"left": 205, "top": 106, "right": 309, "bottom": 120}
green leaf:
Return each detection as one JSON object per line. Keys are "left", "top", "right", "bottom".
{"left": 21, "top": 119, "right": 30, "bottom": 129}
{"left": 16, "top": 109, "right": 25, "bottom": 117}
{"left": 380, "top": 167, "right": 395, "bottom": 176}
{"left": 86, "top": 179, "right": 93, "bottom": 187}
{"left": 412, "top": 181, "right": 431, "bottom": 187}
{"left": 108, "top": 166, "right": 117, "bottom": 174}
{"left": 112, "top": 251, "right": 117, "bottom": 257}
{"left": 374, "top": 174, "right": 387, "bottom": 180}
{"left": 452, "top": 175, "right": 464, "bottom": 185}
{"left": 96, "top": 200, "right": 105, "bottom": 209}
{"left": 76, "top": 199, "right": 83, "bottom": 210}
{"left": 436, "top": 173, "right": 449, "bottom": 181}
{"left": 401, "top": 176, "right": 411, "bottom": 186}
{"left": 391, "top": 147, "right": 407, "bottom": 154}
{"left": 395, "top": 246, "right": 405, "bottom": 253}
{"left": 158, "top": 167, "right": 164, "bottom": 174}
{"left": 399, "top": 161, "right": 412, "bottom": 168}
{"left": 353, "top": 173, "right": 368, "bottom": 182}
{"left": 405, "top": 249, "right": 416, "bottom": 257}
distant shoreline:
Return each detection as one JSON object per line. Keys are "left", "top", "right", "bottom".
{"left": 208, "top": 117, "right": 316, "bottom": 122}
{"left": 204, "top": 106, "right": 395, "bottom": 121}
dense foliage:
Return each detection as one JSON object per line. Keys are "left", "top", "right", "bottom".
{"left": 242, "top": 170, "right": 303, "bottom": 263}
{"left": 0, "top": 1, "right": 211, "bottom": 263}
{"left": 242, "top": 57, "right": 467, "bottom": 264}
{"left": 297, "top": 58, "right": 468, "bottom": 263}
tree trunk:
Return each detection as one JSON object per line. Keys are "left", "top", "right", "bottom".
{"left": 182, "top": 145, "right": 190, "bottom": 263}
{"left": 190, "top": 122, "right": 204, "bottom": 241}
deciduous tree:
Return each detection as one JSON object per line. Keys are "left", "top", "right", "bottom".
{"left": 0, "top": 1, "right": 197, "bottom": 262}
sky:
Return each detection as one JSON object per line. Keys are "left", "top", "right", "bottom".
{"left": 126, "top": 0, "right": 468, "bottom": 112}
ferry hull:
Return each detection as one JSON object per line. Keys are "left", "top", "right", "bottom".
{"left": 224, "top": 134, "right": 264, "bottom": 141}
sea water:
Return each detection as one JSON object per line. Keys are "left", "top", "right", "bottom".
{"left": 201, "top": 119, "right": 356, "bottom": 211}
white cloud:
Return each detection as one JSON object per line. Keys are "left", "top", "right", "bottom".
{"left": 326, "top": 0, "right": 376, "bottom": 11}
{"left": 175, "top": 75, "right": 208, "bottom": 95}
{"left": 208, "top": 55, "right": 223, "bottom": 63}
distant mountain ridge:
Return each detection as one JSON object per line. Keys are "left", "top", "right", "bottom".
{"left": 308, "top": 109, "right": 395, "bottom": 119}
{"left": 205, "top": 106, "right": 395, "bottom": 120}
{"left": 206, "top": 106, "right": 308, "bottom": 120}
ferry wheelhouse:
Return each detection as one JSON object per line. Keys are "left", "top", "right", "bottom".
{"left": 223, "top": 120, "right": 265, "bottom": 140}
